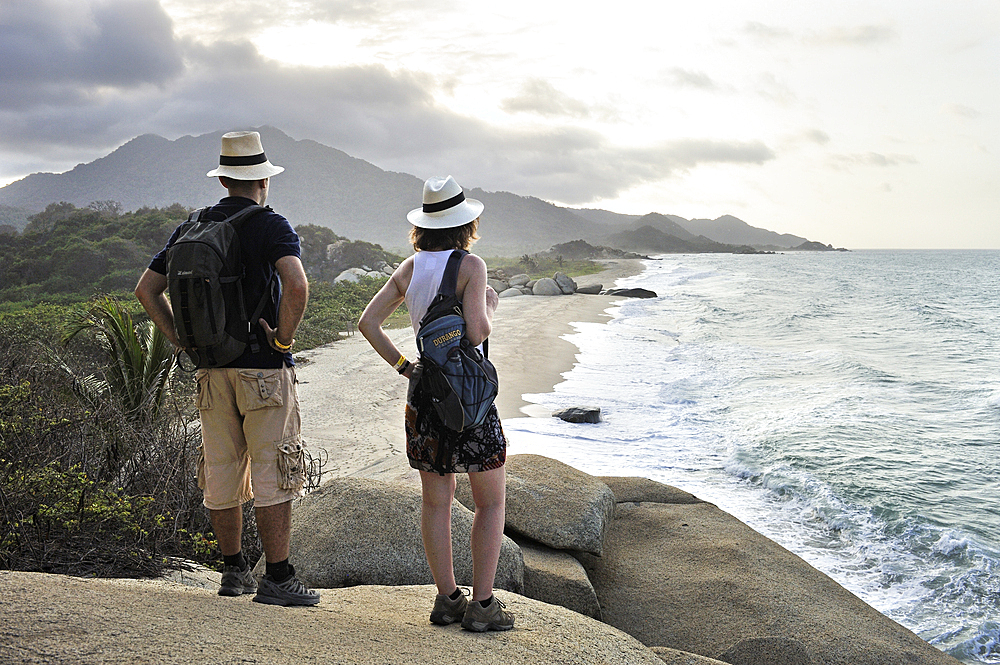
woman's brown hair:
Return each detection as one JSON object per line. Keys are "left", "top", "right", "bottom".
{"left": 409, "top": 218, "right": 480, "bottom": 252}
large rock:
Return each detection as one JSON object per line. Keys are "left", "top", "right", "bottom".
{"left": 532, "top": 277, "right": 563, "bottom": 296}
{"left": 603, "top": 287, "right": 657, "bottom": 298}
{"left": 456, "top": 454, "right": 615, "bottom": 556}
{"left": 553, "top": 406, "right": 601, "bottom": 423}
{"left": 499, "top": 287, "right": 524, "bottom": 298}
{"left": 509, "top": 273, "right": 531, "bottom": 287}
{"left": 717, "top": 637, "right": 814, "bottom": 665}
{"left": 577, "top": 501, "right": 962, "bottom": 665}
{"left": 601, "top": 476, "right": 706, "bottom": 505}
{"left": 515, "top": 536, "right": 602, "bottom": 619}
{"left": 553, "top": 271, "right": 577, "bottom": 294}
{"left": 333, "top": 267, "right": 368, "bottom": 283}
{"left": 576, "top": 284, "right": 603, "bottom": 295}
{"left": 0, "top": 573, "right": 672, "bottom": 665}
{"left": 488, "top": 278, "right": 509, "bottom": 293}
{"left": 276, "top": 477, "right": 524, "bottom": 593}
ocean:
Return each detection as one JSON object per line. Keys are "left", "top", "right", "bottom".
{"left": 503, "top": 250, "right": 1000, "bottom": 664}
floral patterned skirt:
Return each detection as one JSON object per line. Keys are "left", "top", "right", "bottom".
{"left": 405, "top": 378, "right": 507, "bottom": 474}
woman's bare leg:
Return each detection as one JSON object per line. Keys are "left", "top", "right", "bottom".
{"left": 468, "top": 466, "right": 506, "bottom": 601}
{"left": 419, "top": 470, "right": 458, "bottom": 595}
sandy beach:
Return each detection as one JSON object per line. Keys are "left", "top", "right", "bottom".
{"left": 292, "top": 258, "right": 644, "bottom": 483}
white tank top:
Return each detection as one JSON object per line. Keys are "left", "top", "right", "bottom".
{"left": 405, "top": 250, "right": 455, "bottom": 336}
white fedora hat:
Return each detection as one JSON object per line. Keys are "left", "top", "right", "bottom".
{"left": 406, "top": 175, "right": 484, "bottom": 229}
{"left": 206, "top": 131, "right": 284, "bottom": 180}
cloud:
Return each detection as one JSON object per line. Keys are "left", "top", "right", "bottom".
{"left": 500, "top": 79, "right": 591, "bottom": 118}
{"left": 809, "top": 25, "right": 895, "bottom": 46}
{"left": 829, "top": 152, "right": 918, "bottom": 169}
{"left": 743, "top": 22, "right": 793, "bottom": 41}
{"left": 0, "top": 0, "right": 183, "bottom": 102}
{"left": 665, "top": 68, "right": 719, "bottom": 91}
{"left": 802, "top": 129, "right": 831, "bottom": 145}
{"left": 0, "top": 2, "right": 777, "bottom": 205}
{"left": 455, "top": 134, "right": 776, "bottom": 204}
{"left": 941, "top": 103, "right": 981, "bottom": 119}
{"left": 742, "top": 21, "right": 895, "bottom": 47}
{"left": 754, "top": 73, "right": 795, "bottom": 105}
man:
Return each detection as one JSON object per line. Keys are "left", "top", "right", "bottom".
{"left": 135, "top": 130, "right": 319, "bottom": 606}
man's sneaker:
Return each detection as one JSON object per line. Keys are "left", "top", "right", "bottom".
{"left": 461, "top": 596, "right": 515, "bottom": 632}
{"left": 218, "top": 564, "right": 256, "bottom": 597}
{"left": 253, "top": 565, "right": 320, "bottom": 606}
{"left": 430, "top": 588, "right": 469, "bottom": 625}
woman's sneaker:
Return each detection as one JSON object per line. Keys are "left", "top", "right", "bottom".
{"left": 218, "top": 564, "right": 257, "bottom": 597}
{"left": 253, "top": 565, "right": 320, "bottom": 606}
{"left": 430, "top": 588, "right": 469, "bottom": 625}
{"left": 461, "top": 596, "right": 515, "bottom": 632}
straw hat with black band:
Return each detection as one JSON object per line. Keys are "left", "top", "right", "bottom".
{"left": 407, "top": 175, "right": 484, "bottom": 229}
{"left": 206, "top": 131, "right": 284, "bottom": 180}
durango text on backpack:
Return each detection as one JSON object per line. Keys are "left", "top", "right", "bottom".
{"left": 165, "top": 204, "right": 276, "bottom": 370}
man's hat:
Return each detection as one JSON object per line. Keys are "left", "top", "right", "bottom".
{"left": 406, "top": 175, "right": 484, "bottom": 229}
{"left": 206, "top": 131, "right": 284, "bottom": 180}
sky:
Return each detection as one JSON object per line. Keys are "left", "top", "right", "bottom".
{"left": 0, "top": 0, "right": 997, "bottom": 249}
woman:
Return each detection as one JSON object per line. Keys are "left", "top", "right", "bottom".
{"left": 358, "top": 175, "right": 514, "bottom": 632}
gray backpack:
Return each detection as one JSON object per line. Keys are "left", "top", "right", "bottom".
{"left": 166, "top": 205, "right": 275, "bottom": 369}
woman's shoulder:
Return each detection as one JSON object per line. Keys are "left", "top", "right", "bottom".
{"left": 459, "top": 252, "right": 487, "bottom": 276}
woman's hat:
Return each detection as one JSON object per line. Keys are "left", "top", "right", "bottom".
{"left": 206, "top": 131, "right": 284, "bottom": 180}
{"left": 407, "top": 175, "right": 484, "bottom": 229}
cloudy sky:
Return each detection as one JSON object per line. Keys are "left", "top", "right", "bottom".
{"left": 1, "top": 0, "right": 997, "bottom": 248}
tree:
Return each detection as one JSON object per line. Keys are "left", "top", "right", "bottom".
{"left": 88, "top": 200, "right": 123, "bottom": 218}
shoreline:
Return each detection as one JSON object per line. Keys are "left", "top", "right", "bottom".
{"left": 292, "top": 257, "right": 646, "bottom": 482}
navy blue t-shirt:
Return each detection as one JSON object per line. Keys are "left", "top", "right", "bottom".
{"left": 149, "top": 196, "right": 300, "bottom": 369}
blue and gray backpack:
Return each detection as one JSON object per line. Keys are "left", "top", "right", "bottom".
{"left": 414, "top": 250, "right": 499, "bottom": 432}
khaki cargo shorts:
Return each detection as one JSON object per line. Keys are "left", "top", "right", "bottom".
{"left": 195, "top": 366, "right": 306, "bottom": 510}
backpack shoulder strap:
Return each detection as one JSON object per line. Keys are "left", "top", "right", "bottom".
{"left": 439, "top": 249, "right": 468, "bottom": 297}
{"left": 220, "top": 204, "right": 266, "bottom": 226}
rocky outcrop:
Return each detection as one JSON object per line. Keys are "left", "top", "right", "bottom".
{"left": 0, "top": 460, "right": 963, "bottom": 665}
{"left": 456, "top": 454, "right": 615, "bottom": 556}
{"left": 577, "top": 499, "right": 961, "bottom": 665}
{"left": 0, "top": 574, "right": 669, "bottom": 665}
{"left": 271, "top": 477, "right": 523, "bottom": 593}
{"left": 488, "top": 271, "right": 593, "bottom": 297}
{"left": 576, "top": 284, "right": 603, "bottom": 294}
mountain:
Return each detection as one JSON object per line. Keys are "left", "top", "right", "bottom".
{"left": 678, "top": 214, "right": 808, "bottom": 249}
{"left": 575, "top": 209, "right": 811, "bottom": 250}
{"left": 627, "top": 213, "right": 706, "bottom": 244}
{"left": 604, "top": 224, "right": 737, "bottom": 254}
{"left": 0, "top": 127, "right": 836, "bottom": 254}
{"left": 0, "top": 127, "right": 605, "bottom": 255}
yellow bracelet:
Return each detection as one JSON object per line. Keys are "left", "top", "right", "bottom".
{"left": 273, "top": 337, "right": 292, "bottom": 351}
{"left": 392, "top": 354, "right": 408, "bottom": 371}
